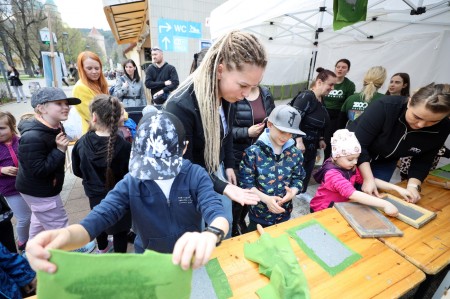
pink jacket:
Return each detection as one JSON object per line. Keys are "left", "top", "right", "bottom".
{"left": 310, "top": 167, "right": 363, "bottom": 212}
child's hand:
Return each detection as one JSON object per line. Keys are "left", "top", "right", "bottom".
{"left": 405, "top": 185, "right": 421, "bottom": 203}
{"left": 225, "top": 185, "right": 260, "bottom": 206}
{"left": 383, "top": 202, "right": 399, "bottom": 217}
{"left": 265, "top": 196, "right": 285, "bottom": 214}
{"left": 278, "top": 186, "right": 296, "bottom": 206}
{"left": 56, "top": 132, "right": 69, "bottom": 152}
{"left": 1, "top": 166, "right": 18, "bottom": 176}
{"left": 172, "top": 231, "right": 217, "bottom": 270}
{"left": 396, "top": 187, "right": 417, "bottom": 203}
{"left": 26, "top": 229, "right": 72, "bottom": 273}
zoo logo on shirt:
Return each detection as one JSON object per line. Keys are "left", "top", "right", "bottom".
{"left": 327, "top": 89, "right": 344, "bottom": 98}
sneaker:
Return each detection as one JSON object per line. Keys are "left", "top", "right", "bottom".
{"left": 95, "top": 240, "right": 114, "bottom": 254}
{"left": 72, "top": 241, "right": 96, "bottom": 253}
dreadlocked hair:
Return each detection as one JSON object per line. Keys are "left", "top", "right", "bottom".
{"left": 170, "top": 30, "right": 267, "bottom": 173}
{"left": 89, "top": 95, "right": 121, "bottom": 190}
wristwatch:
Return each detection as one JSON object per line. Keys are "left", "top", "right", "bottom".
{"left": 407, "top": 183, "right": 422, "bottom": 192}
{"left": 204, "top": 226, "right": 225, "bottom": 246}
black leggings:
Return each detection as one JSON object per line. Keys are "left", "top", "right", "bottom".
{"left": 0, "top": 219, "right": 17, "bottom": 253}
{"left": 97, "top": 230, "right": 128, "bottom": 253}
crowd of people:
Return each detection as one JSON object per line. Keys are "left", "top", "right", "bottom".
{"left": 1, "top": 29, "right": 449, "bottom": 297}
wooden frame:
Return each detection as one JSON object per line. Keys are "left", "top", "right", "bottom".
{"left": 334, "top": 202, "right": 403, "bottom": 238}
{"left": 379, "top": 193, "right": 436, "bottom": 229}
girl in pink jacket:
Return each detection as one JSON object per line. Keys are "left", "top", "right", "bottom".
{"left": 310, "top": 129, "right": 411, "bottom": 214}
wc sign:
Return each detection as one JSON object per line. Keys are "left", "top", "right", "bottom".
{"left": 157, "top": 18, "right": 202, "bottom": 52}
{"left": 39, "top": 27, "right": 57, "bottom": 45}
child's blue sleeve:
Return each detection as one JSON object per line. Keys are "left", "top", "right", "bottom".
{"left": 0, "top": 243, "right": 36, "bottom": 290}
{"left": 238, "top": 147, "right": 256, "bottom": 189}
{"left": 290, "top": 149, "right": 305, "bottom": 191}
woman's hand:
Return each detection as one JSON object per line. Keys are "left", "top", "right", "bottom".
{"left": 224, "top": 184, "right": 260, "bottom": 205}
{"left": 225, "top": 168, "right": 237, "bottom": 185}
{"left": 248, "top": 123, "right": 265, "bottom": 138}
{"left": 395, "top": 186, "right": 417, "bottom": 203}
{"left": 361, "top": 177, "right": 380, "bottom": 197}
{"left": 405, "top": 185, "right": 421, "bottom": 203}
{"left": 296, "top": 137, "right": 305, "bottom": 152}
{"left": 1, "top": 166, "right": 18, "bottom": 176}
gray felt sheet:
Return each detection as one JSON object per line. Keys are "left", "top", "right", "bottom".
{"left": 296, "top": 223, "right": 354, "bottom": 267}
{"left": 190, "top": 266, "right": 218, "bottom": 299}
{"left": 384, "top": 197, "right": 423, "bottom": 220}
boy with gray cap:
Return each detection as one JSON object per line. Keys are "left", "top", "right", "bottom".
{"left": 25, "top": 110, "right": 229, "bottom": 272}
{"left": 239, "top": 105, "right": 306, "bottom": 231}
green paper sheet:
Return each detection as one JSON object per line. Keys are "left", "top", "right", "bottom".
{"left": 287, "top": 219, "right": 362, "bottom": 276}
{"left": 204, "top": 258, "right": 233, "bottom": 299}
{"left": 37, "top": 249, "right": 192, "bottom": 299}
{"left": 244, "top": 233, "right": 310, "bottom": 299}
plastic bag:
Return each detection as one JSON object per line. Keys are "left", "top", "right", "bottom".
{"left": 63, "top": 107, "right": 83, "bottom": 141}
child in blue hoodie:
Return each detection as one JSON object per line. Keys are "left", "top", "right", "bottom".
{"left": 239, "top": 105, "right": 306, "bottom": 231}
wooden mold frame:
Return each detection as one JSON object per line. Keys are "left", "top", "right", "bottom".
{"left": 334, "top": 202, "right": 403, "bottom": 238}
{"left": 379, "top": 193, "right": 437, "bottom": 229}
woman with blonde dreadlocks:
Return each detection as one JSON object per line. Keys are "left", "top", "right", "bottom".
{"left": 165, "top": 31, "right": 265, "bottom": 236}
{"left": 72, "top": 95, "right": 132, "bottom": 253}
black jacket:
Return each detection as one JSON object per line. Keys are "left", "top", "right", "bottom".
{"left": 144, "top": 62, "right": 179, "bottom": 97}
{"left": 7, "top": 70, "right": 23, "bottom": 87}
{"left": 232, "top": 86, "right": 275, "bottom": 168}
{"left": 347, "top": 96, "right": 450, "bottom": 181}
{"left": 165, "top": 83, "right": 235, "bottom": 194}
{"left": 16, "top": 119, "right": 66, "bottom": 197}
{"left": 72, "top": 131, "right": 131, "bottom": 199}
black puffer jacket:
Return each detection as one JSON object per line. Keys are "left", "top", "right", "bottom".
{"left": 16, "top": 119, "right": 66, "bottom": 197}
{"left": 232, "top": 86, "right": 275, "bottom": 168}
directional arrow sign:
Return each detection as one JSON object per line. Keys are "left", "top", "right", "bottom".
{"left": 159, "top": 22, "right": 172, "bottom": 33}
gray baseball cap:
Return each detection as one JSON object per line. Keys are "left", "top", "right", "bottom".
{"left": 31, "top": 87, "right": 81, "bottom": 108}
{"left": 129, "top": 110, "right": 186, "bottom": 180}
{"left": 267, "top": 105, "right": 306, "bottom": 136}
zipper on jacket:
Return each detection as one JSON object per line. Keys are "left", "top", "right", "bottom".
{"left": 384, "top": 117, "right": 439, "bottom": 159}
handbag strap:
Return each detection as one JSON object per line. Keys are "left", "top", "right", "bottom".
{"left": 6, "top": 144, "right": 19, "bottom": 168}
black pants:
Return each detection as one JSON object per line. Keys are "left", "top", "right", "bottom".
{"left": 0, "top": 219, "right": 17, "bottom": 253}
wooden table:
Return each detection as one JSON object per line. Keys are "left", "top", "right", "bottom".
{"left": 211, "top": 208, "right": 425, "bottom": 299}
{"left": 379, "top": 175, "right": 450, "bottom": 275}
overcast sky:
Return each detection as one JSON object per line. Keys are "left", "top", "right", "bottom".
{"left": 52, "top": 0, "right": 111, "bottom": 30}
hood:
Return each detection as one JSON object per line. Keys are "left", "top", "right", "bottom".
{"left": 257, "top": 128, "right": 295, "bottom": 152}
{"left": 18, "top": 118, "right": 63, "bottom": 135}
{"left": 81, "top": 131, "right": 126, "bottom": 168}
{"left": 313, "top": 157, "right": 356, "bottom": 184}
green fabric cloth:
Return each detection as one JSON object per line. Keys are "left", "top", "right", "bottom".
{"left": 244, "top": 233, "right": 310, "bottom": 299}
{"left": 37, "top": 249, "right": 192, "bottom": 299}
{"left": 286, "top": 219, "right": 362, "bottom": 276}
{"left": 323, "top": 77, "right": 356, "bottom": 110}
{"left": 204, "top": 258, "right": 233, "bottom": 299}
{"left": 333, "top": 0, "right": 369, "bottom": 31}
{"left": 431, "top": 163, "right": 450, "bottom": 180}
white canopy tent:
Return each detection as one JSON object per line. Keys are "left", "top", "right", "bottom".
{"left": 210, "top": 0, "right": 450, "bottom": 92}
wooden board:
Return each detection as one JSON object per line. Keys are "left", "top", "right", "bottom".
{"left": 334, "top": 202, "right": 403, "bottom": 238}
{"left": 208, "top": 208, "right": 425, "bottom": 299}
{"left": 379, "top": 193, "right": 437, "bottom": 229}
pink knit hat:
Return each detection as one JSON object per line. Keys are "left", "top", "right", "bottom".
{"left": 331, "top": 129, "right": 361, "bottom": 158}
